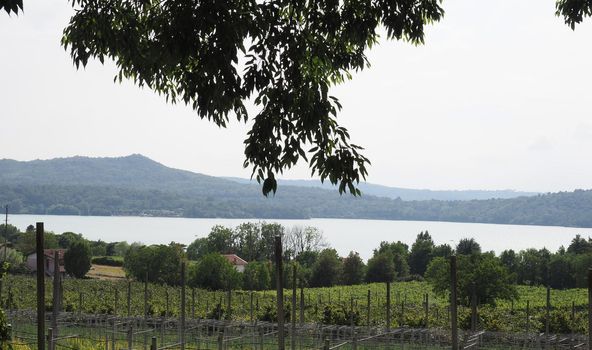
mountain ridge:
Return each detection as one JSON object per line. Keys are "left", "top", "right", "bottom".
{"left": 1, "top": 154, "right": 591, "bottom": 227}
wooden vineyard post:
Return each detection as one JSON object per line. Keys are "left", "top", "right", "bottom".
{"left": 386, "top": 281, "right": 391, "bottom": 331}
{"left": 151, "top": 336, "right": 157, "bottom": 350}
{"left": 588, "top": 269, "right": 592, "bottom": 350}
{"left": 47, "top": 328, "right": 53, "bottom": 350}
{"left": 166, "top": 288, "right": 170, "bottom": 318}
{"left": 114, "top": 287, "right": 119, "bottom": 316}
{"left": 36, "top": 222, "right": 45, "bottom": 350}
{"left": 299, "top": 284, "right": 305, "bottom": 326}
{"left": 275, "top": 235, "right": 285, "bottom": 350}
{"left": 51, "top": 251, "right": 61, "bottom": 343}
{"left": 546, "top": 286, "right": 551, "bottom": 343}
{"left": 79, "top": 292, "right": 83, "bottom": 315}
{"left": 127, "top": 280, "right": 131, "bottom": 317}
{"left": 180, "top": 262, "right": 186, "bottom": 350}
{"left": 526, "top": 300, "right": 530, "bottom": 334}
{"left": 291, "top": 264, "right": 296, "bottom": 350}
{"left": 424, "top": 293, "right": 429, "bottom": 328}
{"left": 250, "top": 291, "right": 254, "bottom": 323}
{"left": 367, "top": 289, "right": 371, "bottom": 330}
{"left": 226, "top": 289, "right": 232, "bottom": 319}
{"left": 470, "top": 283, "right": 477, "bottom": 332}
{"left": 450, "top": 255, "right": 458, "bottom": 350}
{"left": 144, "top": 272, "right": 148, "bottom": 319}
{"left": 127, "top": 325, "right": 133, "bottom": 350}
{"left": 192, "top": 288, "right": 196, "bottom": 319}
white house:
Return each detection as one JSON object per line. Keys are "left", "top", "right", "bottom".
{"left": 26, "top": 249, "right": 66, "bottom": 277}
{"left": 222, "top": 254, "right": 248, "bottom": 273}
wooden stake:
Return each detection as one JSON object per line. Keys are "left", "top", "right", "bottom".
{"left": 36, "top": 222, "right": 45, "bottom": 350}
{"left": 275, "top": 235, "right": 285, "bottom": 350}
{"left": 450, "top": 255, "right": 458, "bottom": 350}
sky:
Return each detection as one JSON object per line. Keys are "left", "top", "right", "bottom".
{"left": 1, "top": 1, "right": 592, "bottom": 193}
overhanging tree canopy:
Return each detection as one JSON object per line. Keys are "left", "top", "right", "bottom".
{"left": 556, "top": 0, "right": 592, "bottom": 28}
{"left": 59, "top": 0, "right": 445, "bottom": 195}
{"left": 5, "top": 0, "right": 588, "bottom": 195}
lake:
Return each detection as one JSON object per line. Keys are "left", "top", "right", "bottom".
{"left": 6, "top": 214, "right": 592, "bottom": 260}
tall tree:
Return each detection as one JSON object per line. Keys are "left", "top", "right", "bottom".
{"left": 310, "top": 248, "right": 343, "bottom": 287}
{"left": 408, "top": 231, "right": 434, "bottom": 276}
{"left": 426, "top": 254, "right": 517, "bottom": 306}
{"left": 455, "top": 238, "right": 481, "bottom": 256}
{"left": 342, "top": 251, "right": 365, "bottom": 285}
{"left": 65, "top": 240, "right": 92, "bottom": 279}
{"left": 366, "top": 251, "right": 396, "bottom": 283}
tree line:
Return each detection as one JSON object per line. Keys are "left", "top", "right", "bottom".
{"left": 4, "top": 221, "right": 592, "bottom": 302}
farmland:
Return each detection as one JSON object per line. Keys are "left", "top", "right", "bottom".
{"left": 2, "top": 275, "right": 590, "bottom": 334}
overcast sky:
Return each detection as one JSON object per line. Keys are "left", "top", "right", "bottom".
{"left": 1, "top": 1, "right": 592, "bottom": 192}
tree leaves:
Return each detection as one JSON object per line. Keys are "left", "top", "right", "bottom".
{"left": 0, "top": 0, "right": 23, "bottom": 15}
{"left": 556, "top": 0, "right": 592, "bottom": 29}
{"left": 61, "top": 0, "right": 445, "bottom": 195}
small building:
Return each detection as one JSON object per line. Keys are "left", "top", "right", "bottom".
{"left": 26, "top": 249, "right": 66, "bottom": 277}
{"left": 222, "top": 254, "right": 248, "bottom": 273}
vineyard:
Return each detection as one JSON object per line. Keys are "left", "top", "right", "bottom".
{"left": 2, "top": 275, "right": 591, "bottom": 334}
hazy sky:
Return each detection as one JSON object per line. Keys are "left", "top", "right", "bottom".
{"left": 1, "top": 1, "right": 592, "bottom": 192}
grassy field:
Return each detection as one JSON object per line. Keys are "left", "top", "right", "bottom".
{"left": 1, "top": 275, "right": 589, "bottom": 334}
{"left": 86, "top": 264, "right": 126, "bottom": 280}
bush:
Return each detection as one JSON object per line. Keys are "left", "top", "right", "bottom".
{"left": 188, "top": 253, "right": 242, "bottom": 290}
{"left": 123, "top": 243, "right": 184, "bottom": 285}
{"left": 65, "top": 240, "right": 92, "bottom": 278}
{"left": 91, "top": 256, "right": 123, "bottom": 267}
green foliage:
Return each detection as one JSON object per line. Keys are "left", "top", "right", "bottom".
{"left": 321, "top": 304, "right": 360, "bottom": 326}
{"left": 408, "top": 231, "right": 434, "bottom": 276}
{"left": 243, "top": 261, "right": 271, "bottom": 291}
{"left": 342, "top": 251, "right": 365, "bottom": 285}
{"left": 124, "top": 243, "right": 184, "bottom": 285}
{"left": 366, "top": 252, "right": 396, "bottom": 283}
{"left": 310, "top": 249, "right": 342, "bottom": 287}
{"left": 60, "top": 0, "right": 446, "bottom": 196}
{"left": 15, "top": 230, "right": 58, "bottom": 255}
{"left": 516, "top": 248, "right": 551, "bottom": 286}
{"left": 0, "top": 0, "right": 23, "bottom": 15}
{"left": 0, "top": 307, "right": 9, "bottom": 344}
{"left": 556, "top": 0, "right": 592, "bottom": 29}
{"left": 187, "top": 223, "right": 286, "bottom": 262}
{"left": 188, "top": 253, "right": 242, "bottom": 291}
{"left": 58, "top": 232, "right": 84, "bottom": 249}
{"left": 375, "top": 241, "right": 410, "bottom": 278}
{"left": 65, "top": 240, "right": 92, "bottom": 278}
{"left": 91, "top": 256, "right": 124, "bottom": 267}
{"left": 426, "top": 254, "right": 518, "bottom": 306}
{"left": 455, "top": 238, "right": 481, "bottom": 256}
{"left": 5, "top": 157, "right": 592, "bottom": 226}
{"left": 567, "top": 234, "right": 592, "bottom": 254}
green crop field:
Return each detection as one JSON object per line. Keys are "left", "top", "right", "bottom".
{"left": 1, "top": 275, "right": 590, "bottom": 334}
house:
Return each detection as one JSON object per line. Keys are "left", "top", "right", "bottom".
{"left": 26, "top": 249, "right": 66, "bottom": 277}
{"left": 222, "top": 254, "right": 248, "bottom": 273}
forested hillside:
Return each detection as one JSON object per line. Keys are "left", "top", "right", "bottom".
{"left": 1, "top": 155, "right": 591, "bottom": 227}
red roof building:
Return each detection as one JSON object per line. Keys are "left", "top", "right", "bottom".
{"left": 222, "top": 254, "right": 248, "bottom": 272}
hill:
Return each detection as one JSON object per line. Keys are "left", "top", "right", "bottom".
{"left": 1, "top": 155, "right": 591, "bottom": 227}
{"left": 225, "top": 177, "right": 537, "bottom": 201}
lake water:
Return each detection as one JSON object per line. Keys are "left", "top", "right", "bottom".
{"left": 7, "top": 214, "right": 592, "bottom": 260}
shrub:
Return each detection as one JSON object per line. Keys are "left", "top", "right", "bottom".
{"left": 65, "top": 241, "right": 92, "bottom": 278}
{"left": 91, "top": 256, "right": 123, "bottom": 267}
